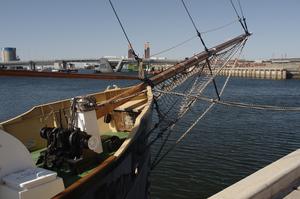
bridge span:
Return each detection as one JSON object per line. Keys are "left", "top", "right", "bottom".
{"left": 0, "top": 57, "right": 182, "bottom": 71}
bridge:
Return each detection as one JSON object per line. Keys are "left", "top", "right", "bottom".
{"left": 0, "top": 57, "right": 182, "bottom": 72}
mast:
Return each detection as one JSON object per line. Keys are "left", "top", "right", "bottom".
{"left": 95, "top": 33, "right": 250, "bottom": 118}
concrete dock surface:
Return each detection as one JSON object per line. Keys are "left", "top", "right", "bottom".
{"left": 209, "top": 149, "right": 300, "bottom": 199}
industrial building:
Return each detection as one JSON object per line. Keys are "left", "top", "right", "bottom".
{"left": 144, "top": 42, "right": 150, "bottom": 59}
{"left": 1, "top": 47, "right": 17, "bottom": 62}
{"left": 128, "top": 45, "right": 134, "bottom": 59}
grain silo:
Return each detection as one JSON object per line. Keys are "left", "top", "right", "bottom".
{"left": 1, "top": 48, "right": 17, "bottom": 62}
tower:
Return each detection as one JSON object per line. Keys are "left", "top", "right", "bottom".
{"left": 144, "top": 42, "right": 150, "bottom": 59}
{"left": 128, "top": 44, "right": 134, "bottom": 59}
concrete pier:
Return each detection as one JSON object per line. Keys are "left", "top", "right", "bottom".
{"left": 216, "top": 68, "right": 287, "bottom": 80}
{"left": 209, "top": 149, "right": 300, "bottom": 199}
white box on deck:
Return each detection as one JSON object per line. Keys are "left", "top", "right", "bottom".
{"left": 0, "top": 168, "right": 64, "bottom": 199}
{"left": 77, "top": 110, "right": 103, "bottom": 154}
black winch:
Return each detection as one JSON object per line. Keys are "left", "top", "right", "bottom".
{"left": 37, "top": 127, "right": 123, "bottom": 173}
{"left": 37, "top": 127, "right": 93, "bottom": 171}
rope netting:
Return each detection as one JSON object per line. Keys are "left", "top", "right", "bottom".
{"left": 107, "top": 0, "right": 255, "bottom": 169}
{"left": 149, "top": 38, "right": 248, "bottom": 168}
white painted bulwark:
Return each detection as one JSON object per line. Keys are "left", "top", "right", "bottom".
{"left": 209, "top": 149, "right": 300, "bottom": 199}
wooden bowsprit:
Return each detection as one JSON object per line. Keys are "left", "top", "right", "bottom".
{"left": 95, "top": 33, "right": 250, "bottom": 118}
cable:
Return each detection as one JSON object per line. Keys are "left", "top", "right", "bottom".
{"left": 108, "top": 0, "right": 140, "bottom": 61}
{"left": 150, "top": 66, "right": 207, "bottom": 164}
{"left": 150, "top": 19, "right": 239, "bottom": 57}
{"left": 201, "top": 19, "right": 239, "bottom": 35}
{"left": 237, "top": 0, "right": 245, "bottom": 18}
{"left": 151, "top": 35, "right": 197, "bottom": 57}
{"left": 237, "top": 0, "right": 248, "bottom": 32}
{"left": 219, "top": 38, "right": 247, "bottom": 96}
{"left": 180, "top": 0, "right": 208, "bottom": 51}
{"left": 229, "top": 0, "right": 248, "bottom": 33}
{"left": 153, "top": 91, "right": 300, "bottom": 112}
{"left": 230, "top": 0, "right": 241, "bottom": 20}
{"left": 151, "top": 102, "right": 215, "bottom": 170}
{"left": 151, "top": 38, "right": 248, "bottom": 170}
{"left": 152, "top": 66, "right": 300, "bottom": 168}
{"left": 180, "top": 0, "right": 200, "bottom": 36}
{"left": 180, "top": 0, "right": 221, "bottom": 100}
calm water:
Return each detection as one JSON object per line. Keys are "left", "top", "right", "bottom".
{"left": 0, "top": 76, "right": 139, "bottom": 121}
{"left": 150, "top": 78, "right": 300, "bottom": 198}
{"left": 0, "top": 76, "right": 300, "bottom": 198}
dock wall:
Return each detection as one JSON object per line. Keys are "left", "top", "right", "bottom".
{"left": 263, "top": 62, "right": 300, "bottom": 79}
{"left": 214, "top": 68, "right": 287, "bottom": 80}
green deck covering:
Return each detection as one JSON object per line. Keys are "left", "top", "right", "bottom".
{"left": 101, "top": 131, "right": 129, "bottom": 139}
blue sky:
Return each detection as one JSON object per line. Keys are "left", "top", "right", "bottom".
{"left": 1, "top": 0, "right": 299, "bottom": 60}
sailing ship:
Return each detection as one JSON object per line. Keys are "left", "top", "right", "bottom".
{"left": 0, "top": 33, "right": 249, "bottom": 199}
{"left": 0, "top": 86, "right": 153, "bottom": 199}
{"left": 0, "top": 1, "right": 251, "bottom": 199}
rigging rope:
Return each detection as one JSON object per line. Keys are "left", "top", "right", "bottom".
{"left": 145, "top": 71, "right": 205, "bottom": 147}
{"left": 229, "top": 0, "right": 248, "bottom": 33}
{"left": 216, "top": 100, "right": 300, "bottom": 112}
{"left": 108, "top": 0, "right": 140, "bottom": 61}
{"left": 237, "top": 0, "right": 248, "bottom": 32}
{"left": 151, "top": 51, "right": 300, "bottom": 168}
{"left": 151, "top": 38, "right": 248, "bottom": 170}
{"left": 237, "top": 0, "right": 245, "bottom": 19}
{"left": 150, "top": 19, "right": 239, "bottom": 57}
{"left": 149, "top": 64, "right": 209, "bottom": 163}
{"left": 151, "top": 103, "right": 215, "bottom": 169}
{"left": 219, "top": 38, "right": 247, "bottom": 95}
{"left": 151, "top": 42, "right": 245, "bottom": 167}
{"left": 180, "top": 0, "right": 208, "bottom": 51}
{"left": 151, "top": 35, "right": 197, "bottom": 57}
{"left": 154, "top": 91, "right": 300, "bottom": 112}
{"left": 152, "top": 42, "right": 242, "bottom": 120}
{"left": 201, "top": 19, "right": 239, "bottom": 35}
{"left": 180, "top": 0, "right": 221, "bottom": 100}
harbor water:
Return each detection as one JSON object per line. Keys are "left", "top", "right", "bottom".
{"left": 0, "top": 76, "right": 300, "bottom": 198}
